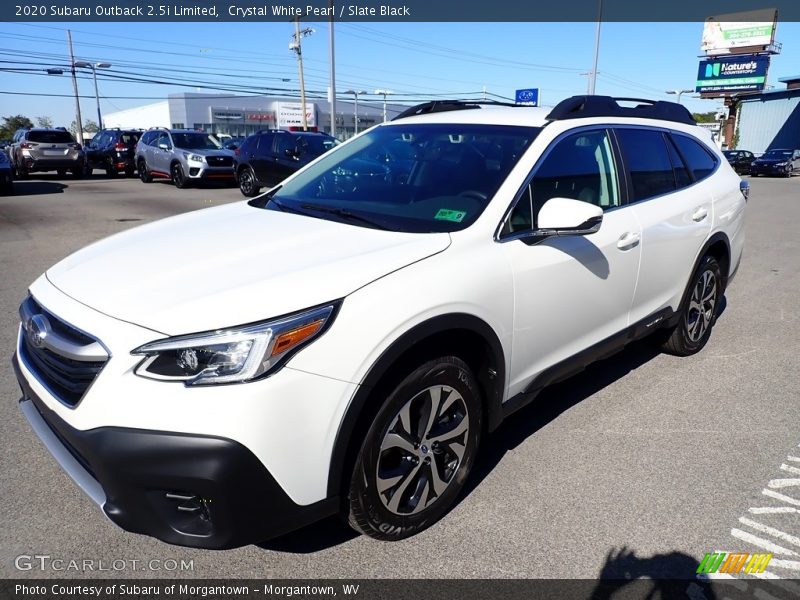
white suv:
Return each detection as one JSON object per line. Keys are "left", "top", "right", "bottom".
{"left": 13, "top": 96, "right": 747, "bottom": 548}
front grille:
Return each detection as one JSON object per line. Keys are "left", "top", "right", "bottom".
{"left": 26, "top": 296, "right": 95, "bottom": 345}
{"left": 20, "top": 297, "right": 107, "bottom": 407}
{"left": 206, "top": 155, "right": 233, "bottom": 167}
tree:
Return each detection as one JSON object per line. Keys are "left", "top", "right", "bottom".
{"left": 0, "top": 115, "right": 34, "bottom": 140}
{"left": 36, "top": 116, "right": 53, "bottom": 128}
{"left": 692, "top": 111, "right": 718, "bottom": 123}
{"left": 69, "top": 119, "right": 99, "bottom": 136}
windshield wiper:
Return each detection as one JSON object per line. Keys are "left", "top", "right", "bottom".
{"left": 300, "top": 203, "right": 392, "bottom": 230}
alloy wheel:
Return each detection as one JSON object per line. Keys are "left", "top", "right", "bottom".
{"left": 686, "top": 270, "right": 717, "bottom": 342}
{"left": 376, "top": 385, "right": 469, "bottom": 515}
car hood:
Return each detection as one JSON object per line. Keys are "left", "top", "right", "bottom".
{"left": 176, "top": 147, "right": 232, "bottom": 157}
{"left": 46, "top": 201, "right": 451, "bottom": 334}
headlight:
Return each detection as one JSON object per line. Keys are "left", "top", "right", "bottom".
{"left": 131, "top": 303, "right": 338, "bottom": 385}
{"left": 184, "top": 152, "right": 205, "bottom": 163}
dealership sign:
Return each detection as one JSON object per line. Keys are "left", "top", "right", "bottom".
{"left": 515, "top": 88, "right": 539, "bottom": 106}
{"left": 696, "top": 55, "right": 770, "bottom": 93}
{"left": 276, "top": 102, "right": 316, "bottom": 128}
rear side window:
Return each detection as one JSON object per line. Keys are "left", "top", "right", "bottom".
{"left": 671, "top": 134, "right": 717, "bottom": 181}
{"left": 27, "top": 131, "right": 74, "bottom": 144}
{"left": 664, "top": 135, "right": 691, "bottom": 189}
{"left": 615, "top": 128, "right": 675, "bottom": 202}
{"left": 120, "top": 132, "right": 140, "bottom": 145}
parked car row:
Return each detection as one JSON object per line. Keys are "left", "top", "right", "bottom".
{"left": 724, "top": 148, "right": 800, "bottom": 177}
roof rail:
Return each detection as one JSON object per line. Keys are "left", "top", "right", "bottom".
{"left": 392, "top": 99, "right": 520, "bottom": 121}
{"left": 546, "top": 95, "right": 695, "bottom": 125}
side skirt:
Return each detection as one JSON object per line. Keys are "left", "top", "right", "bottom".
{"left": 501, "top": 308, "right": 677, "bottom": 421}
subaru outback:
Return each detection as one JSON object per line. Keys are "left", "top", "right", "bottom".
{"left": 10, "top": 128, "right": 85, "bottom": 178}
{"left": 13, "top": 96, "right": 747, "bottom": 548}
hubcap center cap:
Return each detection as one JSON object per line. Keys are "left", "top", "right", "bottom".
{"left": 420, "top": 444, "right": 429, "bottom": 455}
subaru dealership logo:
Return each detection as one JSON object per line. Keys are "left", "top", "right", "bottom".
{"left": 26, "top": 314, "right": 49, "bottom": 348}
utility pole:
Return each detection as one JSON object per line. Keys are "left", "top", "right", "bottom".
{"left": 290, "top": 17, "right": 314, "bottom": 131}
{"left": 665, "top": 89, "right": 693, "bottom": 104}
{"left": 328, "top": 1, "right": 336, "bottom": 137}
{"left": 66, "top": 30, "right": 84, "bottom": 145}
{"left": 588, "top": 0, "right": 603, "bottom": 94}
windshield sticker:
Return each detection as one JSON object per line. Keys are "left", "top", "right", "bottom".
{"left": 434, "top": 209, "right": 466, "bottom": 223}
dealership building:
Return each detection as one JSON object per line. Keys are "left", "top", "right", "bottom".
{"left": 734, "top": 75, "right": 800, "bottom": 153}
{"left": 103, "top": 92, "right": 407, "bottom": 139}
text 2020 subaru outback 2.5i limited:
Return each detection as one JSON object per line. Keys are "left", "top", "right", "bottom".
{"left": 13, "top": 96, "right": 747, "bottom": 548}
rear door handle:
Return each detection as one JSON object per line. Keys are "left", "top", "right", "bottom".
{"left": 617, "top": 231, "right": 640, "bottom": 250}
{"left": 692, "top": 207, "right": 709, "bottom": 222}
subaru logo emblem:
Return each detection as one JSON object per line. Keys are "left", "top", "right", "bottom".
{"left": 26, "top": 314, "right": 49, "bottom": 349}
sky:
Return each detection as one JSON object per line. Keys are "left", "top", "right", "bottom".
{"left": 1, "top": 20, "right": 798, "bottom": 127}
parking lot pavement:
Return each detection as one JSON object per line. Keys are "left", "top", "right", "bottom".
{"left": 1, "top": 175, "right": 799, "bottom": 579}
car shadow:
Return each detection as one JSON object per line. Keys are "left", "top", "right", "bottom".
{"left": 256, "top": 298, "right": 732, "bottom": 555}
{"left": 7, "top": 181, "right": 68, "bottom": 195}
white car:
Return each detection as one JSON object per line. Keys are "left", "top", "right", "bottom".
{"left": 13, "top": 96, "right": 747, "bottom": 548}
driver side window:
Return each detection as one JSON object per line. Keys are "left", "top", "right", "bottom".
{"left": 506, "top": 129, "right": 619, "bottom": 234}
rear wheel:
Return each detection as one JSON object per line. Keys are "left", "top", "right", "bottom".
{"left": 56, "top": 169, "right": 67, "bottom": 178}
{"left": 347, "top": 356, "right": 482, "bottom": 540}
{"left": 661, "top": 255, "right": 722, "bottom": 356}
{"left": 138, "top": 159, "right": 152, "bottom": 183}
{"left": 238, "top": 167, "right": 260, "bottom": 197}
{"left": 15, "top": 163, "right": 28, "bottom": 179}
{"left": 71, "top": 165, "right": 83, "bottom": 179}
{"left": 105, "top": 166, "right": 118, "bottom": 177}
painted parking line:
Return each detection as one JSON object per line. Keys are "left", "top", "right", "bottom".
{"left": 721, "top": 442, "right": 800, "bottom": 583}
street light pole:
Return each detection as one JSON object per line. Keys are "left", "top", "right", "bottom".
{"left": 374, "top": 89, "right": 393, "bottom": 123}
{"left": 328, "top": 0, "right": 336, "bottom": 137}
{"left": 345, "top": 90, "right": 367, "bottom": 135}
{"left": 74, "top": 61, "right": 112, "bottom": 129}
{"left": 666, "top": 89, "right": 694, "bottom": 104}
{"left": 588, "top": 0, "right": 603, "bottom": 94}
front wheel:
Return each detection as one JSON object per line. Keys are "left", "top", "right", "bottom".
{"left": 238, "top": 167, "right": 261, "bottom": 197}
{"left": 347, "top": 356, "right": 482, "bottom": 541}
{"left": 661, "top": 255, "right": 723, "bottom": 356}
{"left": 171, "top": 162, "right": 189, "bottom": 189}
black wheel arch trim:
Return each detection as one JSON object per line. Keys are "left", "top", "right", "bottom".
{"left": 691, "top": 231, "right": 732, "bottom": 292}
{"left": 325, "top": 312, "right": 506, "bottom": 498}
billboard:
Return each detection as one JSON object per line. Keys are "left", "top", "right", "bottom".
{"left": 701, "top": 9, "right": 777, "bottom": 54}
{"left": 696, "top": 55, "right": 770, "bottom": 93}
{"left": 515, "top": 88, "right": 539, "bottom": 106}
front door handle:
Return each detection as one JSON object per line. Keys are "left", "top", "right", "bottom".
{"left": 617, "top": 231, "right": 640, "bottom": 250}
{"left": 692, "top": 207, "right": 709, "bottom": 222}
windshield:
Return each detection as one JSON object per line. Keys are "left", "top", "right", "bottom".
{"left": 265, "top": 123, "right": 539, "bottom": 233}
{"left": 171, "top": 133, "right": 221, "bottom": 150}
{"left": 763, "top": 150, "right": 792, "bottom": 159}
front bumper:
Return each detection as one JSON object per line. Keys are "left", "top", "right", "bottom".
{"left": 186, "top": 163, "right": 235, "bottom": 180}
{"left": 13, "top": 353, "right": 338, "bottom": 549}
{"left": 750, "top": 164, "right": 790, "bottom": 176}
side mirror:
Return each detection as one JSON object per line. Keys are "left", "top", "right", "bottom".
{"left": 537, "top": 197, "right": 603, "bottom": 236}
{"left": 158, "top": 142, "right": 170, "bottom": 150}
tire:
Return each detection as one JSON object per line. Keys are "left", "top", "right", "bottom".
{"left": 138, "top": 159, "right": 152, "bottom": 183}
{"left": 238, "top": 167, "right": 261, "bottom": 197}
{"left": 171, "top": 162, "right": 190, "bottom": 189}
{"left": 661, "top": 255, "right": 723, "bottom": 357}
{"left": 124, "top": 167, "right": 135, "bottom": 178}
{"left": 57, "top": 169, "right": 68, "bottom": 178}
{"left": 347, "top": 356, "right": 482, "bottom": 541}
{"left": 105, "top": 166, "right": 118, "bottom": 177}
{"left": 15, "top": 163, "right": 28, "bottom": 179}
{"left": 71, "top": 166, "right": 83, "bottom": 179}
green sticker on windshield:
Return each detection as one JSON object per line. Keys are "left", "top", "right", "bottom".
{"left": 434, "top": 209, "right": 466, "bottom": 223}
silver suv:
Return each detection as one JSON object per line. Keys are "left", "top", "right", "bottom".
{"left": 135, "top": 129, "right": 235, "bottom": 188}
{"left": 10, "top": 128, "right": 85, "bottom": 178}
